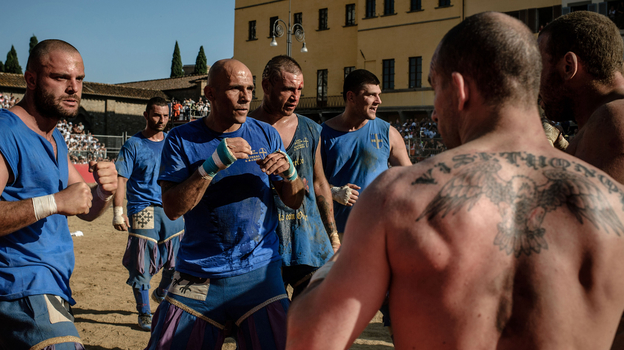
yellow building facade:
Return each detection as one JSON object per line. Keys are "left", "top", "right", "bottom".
{"left": 234, "top": 0, "right": 561, "bottom": 122}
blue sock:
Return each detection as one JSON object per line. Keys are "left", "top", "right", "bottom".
{"left": 133, "top": 288, "right": 151, "bottom": 315}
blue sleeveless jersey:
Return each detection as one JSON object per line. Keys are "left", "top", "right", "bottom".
{"left": 0, "top": 109, "right": 75, "bottom": 304}
{"left": 321, "top": 118, "right": 391, "bottom": 233}
{"left": 159, "top": 118, "right": 284, "bottom": 278}
{"left": 116, "top": 132, "right": 167, "bottom": 216}
{"left": 275, "top": 115, "right": 333, "bottom": 267}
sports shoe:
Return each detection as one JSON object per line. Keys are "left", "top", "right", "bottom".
{"left": 151, "top": 289, "right": 165, "bottom": 304}
{"left": 138, "top": 313, "right": 152, "bottom": 331}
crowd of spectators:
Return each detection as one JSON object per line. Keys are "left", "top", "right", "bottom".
{"left": 0, "top": 93, "right": 19, "bottom": 109}
{"left": 171, "top": 97, "right": 210, "bottom": 120}
{"left": 56, "top": 119, "right": 108, "bottom": 164}
{"left": 392, "top": 117, "right": 446, "bottom": 163}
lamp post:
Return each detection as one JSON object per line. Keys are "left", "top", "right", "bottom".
{"left": 270, "top": 0, "right": 308, "bottom": 57}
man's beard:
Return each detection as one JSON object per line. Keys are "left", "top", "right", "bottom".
{"left": 541, "top": 71, "right": 574, "bottom": 123}
{"left": 34, "top": 85, "right": 81, "bottom": 121}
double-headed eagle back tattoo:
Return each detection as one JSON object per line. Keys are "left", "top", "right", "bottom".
{"left": 414, "top": 152, "right": 624, "bottom": 257}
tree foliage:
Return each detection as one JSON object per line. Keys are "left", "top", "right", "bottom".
{"left": 170, "top": 41, "right": 184, "bottom": 78}
{"left": 0, "top": 60, "right": 4, "bottom": 73}
{"left": 29, "top": 35, "right": 38, "bottom": 54}
{"left": 5, "top": 46, "right": 22, "bottom": 74}
{"left": 193, "top": 46, "right": 208, "bottom": 75}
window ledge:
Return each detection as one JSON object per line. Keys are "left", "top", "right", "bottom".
{"left": 343, "top": 23, "right": 358, "bottom": 27}
{"left": 362, "top": 15, "right": 379, "bottom": 19}
{"left": 381, "top": 12, "right": 398, "bottom": 17}
{"left": 435, "top": 4, "right": 453, "bottom": 9}
{"left": 407, "top": 9, "right": 424, "bottom": 13}
{"left": 316, "top": 28, "right": 330, "bottom": 31}
{"left": 246, "top": 38, "right": 258, "bottom": 42}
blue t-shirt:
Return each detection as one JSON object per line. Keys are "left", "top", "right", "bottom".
{"left": 159, "top": 118, "right": 284, "bottom": 278}
{"left": 321, "top": 117, "right": 391, "bottom": 233}
{"left": 275, "top": 115, "right": 333, "bottom": 267}
{"left": 0, "top": 109, "right": 75, "bottom": 304}
{"left": 116, "top": 132, "right": 167, "bottom": 216}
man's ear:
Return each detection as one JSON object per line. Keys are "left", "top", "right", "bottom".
{"left": 24, "top": 70, "right": 36, "bottom": 90}
{"left": 346, "top": 90, "right": 355, "bottom": 103}
{"left": 562, "top": 51, "right": 579, "bottom": 81}
{"left": 204, "top": 85, "right": 214, "bottom": 102}
{"left": 451, "top": 72, "right": 468, "bottom": 111}
{"left": 261, "top": 79, "right": 271, "bottom": 95}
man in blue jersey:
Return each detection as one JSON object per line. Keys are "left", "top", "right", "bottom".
{"left": 145, "top": 59, "right": 304, "bottom": 350}
{"left": 320, "top": 69, "right": 411, "bottom": 337}
{"left": 321, "top": 69, "right": 411, "bottom": 238}
{"left": 250, "top": 56, "right": 340, "bottom": 299}
{"left": 0, "top": 40, "right": 117, "bottom": 349}
{"left": 112, "top": 97, "right": 185, "bottom": 331}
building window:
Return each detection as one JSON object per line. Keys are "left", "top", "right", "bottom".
{"left": 438, "top": 0, "right": 451, "bottom": 7}
{"left": 319, "top": 8, "right": 328, "bottom": 30}
{"left": 269, "top": 16, "right": 279, "bottom": 37}
{"left": 317, "top": 69, "right": 328, "bottom": 104}
{"left": 382, "top": 59, "right": 395, "bottom": 90}
{"left": 366, "top": 0, "right": 376, "bottom": 18}
{"left": 409, "top": 57, "right": 422, "bottom": 88}
{"left": 294, "top": 12, "right": 303, "bottom": 25}
{"left": 248, "top": 20, "right": 257, "bottom": 40}
{"left": 344, "top": 66, "right": 356, "bottom": 78}
{"left": 384, "top": 0, "right": 394, "bottom": 15}
{"left": 346, "top": 4, "right": 356, "bottom": 26}
{"left": 253, "top": 76, "right": 257, "bottom": 99}
{"left": 410, "top": 0, "right": 422, "bottom": 11}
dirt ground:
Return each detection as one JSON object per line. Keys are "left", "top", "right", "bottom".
{"left": 68, "top": 207, "right": 394, "bottom": 350}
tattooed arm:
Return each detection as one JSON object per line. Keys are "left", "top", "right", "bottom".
{"left": 287, "top": 168, "right": 393, "bottom": 350}
{"left": 313, "top": 138, "right": 340, "bottom": 251}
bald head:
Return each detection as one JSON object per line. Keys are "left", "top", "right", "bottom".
{"left": 432, "top": 12, "right": 541, "bottom": 108}
{"left": 27, "top": 39, "right": 81, "bottom": 73}
{"left": 207, "top": 59, "right": 252, "bottom": 89}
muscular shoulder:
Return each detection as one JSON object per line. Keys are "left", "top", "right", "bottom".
{"left": 588, "top": 100, "right": 624, "bottom": 139}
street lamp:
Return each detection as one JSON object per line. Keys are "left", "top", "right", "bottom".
{"left": 270, "top": 0, "right": 308, "bottom": 57}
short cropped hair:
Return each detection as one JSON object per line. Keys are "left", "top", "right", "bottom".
{"left": 27, "top": 39, "right": 80, "bottom": 72}
{"left": 433, "top": 12, "right": 541, "bottom": 107}
{"left": 539, "top": 11, "right": 624, "bottom": 84}
{"left": 146, "top": 97, "right": 169, "bottom": 113}
{"left": 262, "top": 55, "right": 303, "bottom": 85}
{"left": 343, "top": 69, "right": 380, "bottom": 101}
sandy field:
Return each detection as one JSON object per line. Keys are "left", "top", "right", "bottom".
{"left": 68, "top": 207, "right": 394, "bottom": 350}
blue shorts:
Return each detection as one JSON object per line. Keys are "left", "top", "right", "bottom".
{"left": 122, "top": 206, "right": 184, "bottom": 290}
{"left": 145, "top": 260, "right": 289, "bottom": 350}
{"left": 0, "top": 294, "right": 84, "bottom": 350}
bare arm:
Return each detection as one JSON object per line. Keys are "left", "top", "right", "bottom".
{"left": 0, "top": 153, "right": 114, "bottom": 236}
{"left": 112, "top": 176, "right": 130, "bottom": 231}
{"left": 287, "top": 171, "right": 392, "bottom": 349}
{"left": 388, "top": 125, "right": 412, "bottom": 166}
{"left": 160, "top": 171, "right": 211, "bottom": 220}
{"left": 161, "top": 137, "right": 253, "bottom": 220}
{"left": 313, "top": 140, "right": 340, "bottom": 251}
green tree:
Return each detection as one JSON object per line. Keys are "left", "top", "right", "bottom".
{"left": 170, "top": 41, "right": 184, "bottom": 78}
{"left": 29, "top": 35, "right": 38, "bottom": 54}
{"left": 193, "top": 46, "right": 208, "bottom": 75}
{"left": 0, "top": 60, "right": 4, "bottom": 73}
{"left": 5, "top": 46, "right": 22, "bottom": 74}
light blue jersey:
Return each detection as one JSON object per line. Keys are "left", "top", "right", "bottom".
{"left": 321, "top": 118, "right": 391, "bottom": 233}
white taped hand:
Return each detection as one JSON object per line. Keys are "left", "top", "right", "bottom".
{"left": 331, "top": 185, "right": 352, "bottom": 206}
{"left": 112, "top": 206, "right": 125, "bottom": 225}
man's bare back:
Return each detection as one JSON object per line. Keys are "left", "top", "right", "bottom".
{"left": 376, "top": 144, "right": 624, "bottom": 349}
{"left": 286, "top": 12, "right": 624, "bottom": 350}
